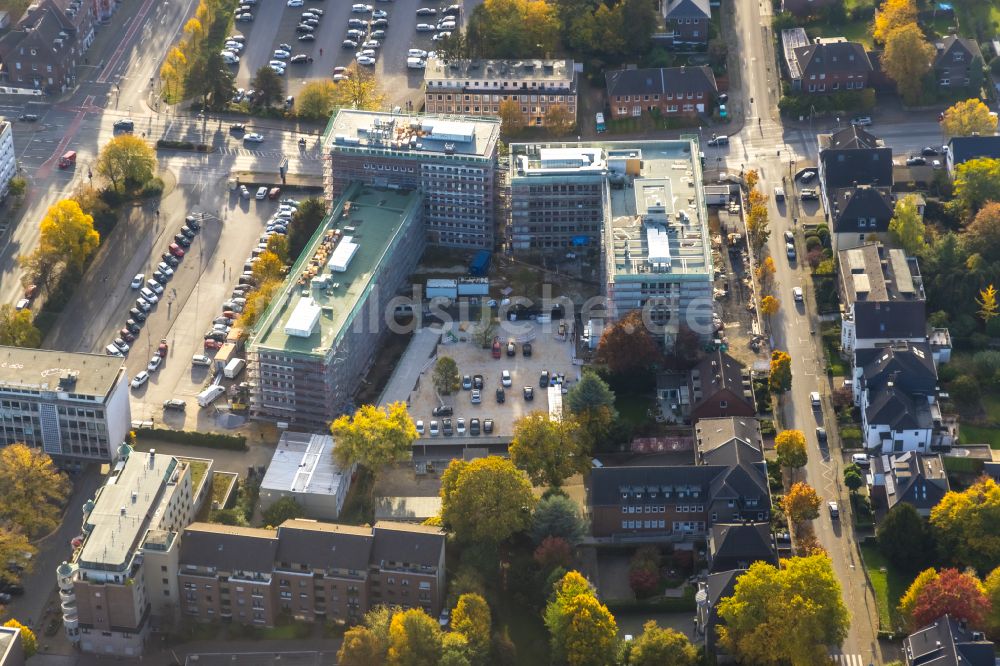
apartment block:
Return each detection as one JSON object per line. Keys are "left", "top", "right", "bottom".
{"left": 423, "top": 58, "right": 577, "bottom": 127}
{"left": 509, "top": 139, "right": 713, "bottom": 345}
{"left": 324, "top": 110, "right": 500, "bottom": 249}
{"left": 0, "top": 346, "right": 130, "bottom": 465}
{"left": 0, "top": 121, "right": 15, "bottom": 200}
{"left": 247, "top": 183, "right": 425, "bottom": 428}
{"left": 57, "top": 447, "right": 210, "bottom": 656}
{"left": 178, "top": 519, "right": 445, "bottom": 627}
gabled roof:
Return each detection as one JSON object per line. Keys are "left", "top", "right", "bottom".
{"left": 947, "top": 136, "right": 1000, "bottom": 167}
{"left": 689, "top": 350, "right": 755, "bottom": 413}
{"left": 589, "top": 465, "right": 721, "bottom": 506}
{"left": 793, "top": 41, "right": 872, "bottom": 77}
{"left": 827, "top": 125, "right": 881, "bottom": 150}
{"left": 372, "top": 521, "right": 445, "bottom": 569}
{"left": 934, "top": 35, "right": 983, "bottom": 69}
{"left": 821, "top": 146, "right": 894, "bottom": 190}
{"left": 903, "top": 614, "right": 996, "bottom": 666}
{"left": 858, "top": 342, "right": 937, "bottom": 395}
{"left": 605, "top": 66, "right": 718, "bottom": 98}
{"left": 275, "top": 519, "right": 373, "bottom": 571}
{"left": 0, "top": 0, "right": 76, "bottom": 62}
{"left": 665, "top": 0, "right": 710, "bottom": 19}
{"left": 180, "top": 523, "right": 279, "bottom": 573}
{"left": 695, "top": 417, "right": 763, "bottom": 457}
{"left": 874, "top": 452, "right": 949, "bottom": 512}
{"left": 708, "top": 523, "right": 777, "bottom": 574}
{"left": 830, "top": 185, "right": 894, "bottom": 232}
{"left": 865, "top": 385, "right": 931, "bottom": 432}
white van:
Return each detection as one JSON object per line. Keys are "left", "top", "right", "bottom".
{"left": 224, "top": 358, "right": 246, "bottom": 379}
{"left": 197, "top": 385, "right": 226, "bottom": 408}
{"left": 407, "top": 57, "right": 426, "bottom": 69}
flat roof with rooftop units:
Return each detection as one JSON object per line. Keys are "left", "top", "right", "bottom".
{"left": 0, "top": 346, "right": 125, "bottom": 397}
{"left": 251, "top": 184, "right": 423, "bottom": 358}
{"left": 325, "top": 110, "right": 500, "bottom": 159}
{"left": 424, "top": 58, "right": 577, "bottom": 89}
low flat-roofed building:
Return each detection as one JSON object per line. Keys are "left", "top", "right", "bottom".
{"left": 424, "top": 58, "right": 577, "bottom": 127}
{"left": 0, "top": 624, "right": 24, "bottom": 666}
{"left": 0, "top": 346, "right": 131, "bottom": 464}
{"left": 248, "top": 183, "right": 425, "bottom": 427}
{"left": 259, "top": 432, "right": 354, "bottom": 521}
{"left": 324, "top": 110, "right": 500, "bottom": 249}
{"left": 58, "top": 446, "right": 205, "bottom": 656}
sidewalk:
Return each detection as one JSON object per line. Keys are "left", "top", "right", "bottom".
{"left": 31, "top": 638, "right": 344, "bottom": 666}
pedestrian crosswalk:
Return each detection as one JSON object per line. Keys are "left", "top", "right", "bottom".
{"left": 829, "top": 652, "right": 866, "bottom": 666}
{"left": 216, "top": 146, "right": 323, "bottom": 161}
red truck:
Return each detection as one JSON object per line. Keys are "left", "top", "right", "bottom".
{"left": 491, "top": 337, "right": 501, "bottom": 359}
{"left": 58, "top": 151, "right": 76, "bottom": 168}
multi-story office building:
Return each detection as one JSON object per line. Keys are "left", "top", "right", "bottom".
{"left": 324, "top": 110, "right": 500, "bottom": 249}
{"left": 247, "top": 183, "right": 425, "bottom": 427}
{"left": 423, "top": 58, "right": 577, "bottom": 128}
{"left": 0, "top": 121, "right": 15, "bottom": 200}
{"left": 509, "top": 140, "right": 713, "bottom": 344}
{"left": 0, "top": 346, "right": 130, "bottom": 465}
{"left": 57, "top": 446, "right": 211, "bottom": 656}
{"left": 178, "top": 519, "right": 446, "bottom": 626}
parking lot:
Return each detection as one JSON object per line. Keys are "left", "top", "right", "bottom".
{"left": 405, "top": 321, "right": 579, "bottom": 439}
{"left": 228, "top": 0, "right": 484, "bottom": 107}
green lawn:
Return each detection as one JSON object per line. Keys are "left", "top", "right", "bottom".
{"left": 859, "top": 543, "right": 910, "bottom": 634}
{"left": 615, "top": 393, "right": 654, "bottom": 427}
{"left": 186, "top": 459, "right": 209, "bottom": 494}
{"left": 959, "top": 423, "right": 1000, "bottom": 449}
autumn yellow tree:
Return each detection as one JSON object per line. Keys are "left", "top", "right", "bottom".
{"left": 882, "top": 23, "right": 936, "bottom": 105}
{"left": 2, "top": 620, "right": 36, "bottom": 657}
{"left": 755, "top": 256, "right": 776, "bottom": 293}
{"left": 760, "top": 295, "right": 780, "bottom": 318}
{"left": 769, "top": 350, "right": 792, "bottom": 392}
{"left": 0, "top": 305, "right": 41, "bottom": 348}
{"left": 183, "top": 17, "right": 205, "bottom": 46}
{"left": 499, "top": 99, "right": 526, "bottom": 135}
{"left": 942, "top": 98, "right": 997, "bottom": 137}
{"left": 775, "top": 429, "right": 808, "bottom": 474}
{"left": 745, "top": 169, "right": 759, "bottom": 191}
{"left": 977, "top": 284, "right": 999, "bottom": 322}
{"left": 873, "top": 0, "right": 917, "bottom": 43}
{"left": 96, "top": 134, "right": 158, "bottom": 192}
{"left": 331, "top": 63, "right": 385, "bottom": 111}
{"left": 544, "top": 104, "right": 576, "bottom": 135}
{"left": 0, "top": 443, "right": 70, "bottom": 538}
{"left": 160, "top": 47, "right": 188, "bottom": 100}
{"left": 251, "top": 250, "right": 285, "bottom": 285}
{"left": 783, "top": 481, "right": 822, "bottom": 525}
{"left": 20, "top": 199, "right": 100, "bottom": 283}
{"left": 331, "top": 402, "right": 418, "bottom": 483}
{"left": 296, "top": 80, "right": 338, "bottom": 120}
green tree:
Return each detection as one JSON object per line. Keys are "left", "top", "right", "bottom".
{"left": 0, "top": 528, "right": 33, "bottom": 584}
{"left": 202, "top": 51, "right": 236, "bottom": 110}
{"left": 717, "top": 555, "right": 850, "bottom": 665}
{"left": 983, "top": 566, "right": 1000, "bottom": 637}
{"left": 942, "top": 98, "right": 997, "bottom": 137}
{"left": 434, "top": 31, "right": 469, "bottom": 62}
{"left": 337, "top": 625, "right": 383, "bottom": 665}
{"left": 440, "top": 632, "right": 472, "bottom": 666}
{"left": 8, "top": 177, "right": 25, "bottom": 198}
{"left": 387, "top": 608, "right": 443, "bottom": 666}
{"left": 882, "top": 23, "right": 935, "bottom": 104}
{"left": 774, "top": 429, "right": 808, "bottom": 473}
{"left": 451, "top": 593, "right": 491, "bottom": 663}
{"left": 433, "top": 356, "right": 461, "bottom": 395}
{"left": 843, "top": 464, "right": 864, "bottom": 494}
{"left": 440, "top": 456, "right": 535, "bottom": 543}
{"left": 265, "top": 233, "right": 290, "bottom": 265}
{"left": 889, "top": 194, "right": 925, "bottom": 254}
{"left": 510, "top": 413, "right": 589, "bottom": 488}
{"left": 332, "top": 62, "right": 386, "bottom": 110}
{"left": 465, "top": 0, "right": 560, "bottom": 59}
{"left": 769, "top": 350, "right": 792, "bottom": 392}
{"left": 296, "top": 80, "right": 338, "bottom": 120}
{"left": 330, "top": 402, "right": 417, "bottom": 480}
{"left": 930, "top": 477, "right": 1000, "bottom": 571}
{"left": 626, "top": 620, "right": 698, "bottom": 666}
{"left": 544, "top": 571, "right": 618, "bottom": 666}
{"left": 952, "top": 158, "right": 1000, "bottom": 217}
{"left": 288, "top": 198, "right": 327, "bottom": 260}
{"left": 2, "top": 619, "right": 36, "bottom": 658}
{"left": 878, "top": 503, "right": 935, "bottom": 573}
{"left": 251, "top": 65, "right": 284, "bottom": 108}
{"left": 531, "top": 493, "right": 588, "bottom": 544}
{"left": 363, "top": 604, "right": 403, "bottom": 655}
{"left": 262, "top": 496, "right": 304, "bottom": 527}
{"left": 564, "top": 371, "right": 617, "bottom": 448}
{"left": 0, "top": 305, "right": 41, "bottom": 348}
{"left": 96, "top": 134, "right": 157, "bottom": 192}
{"left": 498, "top": 99, "right": 525, "bottom": 134}
{"left": 0, "top": 442, "right": 70, "bottom": 539}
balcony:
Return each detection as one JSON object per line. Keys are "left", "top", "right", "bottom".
{"left": 61, "top": 599, "right": 78, "bottom": 619}
{"left": 59, "top": 588, "right": 76, "bottom": 605}
{"left": 63, "top": 614, "right": 79, "bottom": 633}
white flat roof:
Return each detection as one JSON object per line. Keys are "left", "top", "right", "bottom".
{"left": 261, "top": 432, "right": 349, "bottom": 497}
{"left": 284, "top": 298, "right": 322, "bottom": 338}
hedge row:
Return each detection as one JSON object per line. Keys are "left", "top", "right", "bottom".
{"left": 156, "top": 139, "right": 211, "bottom": 152}
{"left": 134, "top": 427, "right": 247, "bottom": 451}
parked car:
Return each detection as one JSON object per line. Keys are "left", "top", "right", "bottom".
{"left": 905, "top": 156, "right": 927, "bottom": 166}
{"left": 540, "top": 370, "right": 549, "bottom": 387}
{"left": 483, "top": 418, "right": 494, "bottom": 434}
{"left": 462, "top": 375, "right": 472, "bottom": 390}
{"left": 415, "top": 419, "right": 424, "bottom": 435}
{"left": 522, "top": 342, "right": 532, "bottom": 357}
{"left": 130, "top": 273, "right": 145, "bottom": 289}
{"left": 850, "top": 116, "right": 872, "bottom": 127}
{"left": 432, "top": 405, "right": 453, "bottom": 416}
{"left": 495, "top": 387, "right": 505, "bottom": 403}
{"left": 131, "top": 371, "right": 149, "bottom": 388}
{"left": 472, "top": 374, "right": 483, "bottom": 389}
{"left": 471, "top": 389, "right": 481, "bottom": 404}
{"left": 456, "top": 418, "right": 466, "bottom": 435}
{"left": 163, "top": 398, "right": 187, "bottom": 411}
{"left": 851, "top": 453, "right": 871, "bottom": 468}
{"left": 429, "top": 420, "right": 440, "bottom": 436}
{"left": 442, "top": 418, "right": 453, "bottom": 436}
{"left": 501, "top": 369, "right": 512, "bottom": 386}
{"left": 523, "top": 386, "right": 534, "bottom": 401}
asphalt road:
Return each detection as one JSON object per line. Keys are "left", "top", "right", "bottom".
{"left": 726, "top": 1, "right": 881, "bottom": 664}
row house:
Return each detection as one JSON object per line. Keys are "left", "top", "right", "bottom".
{"left": 178, "top": 519, "right": 445, "bottom": 627}
{"left": 662, "top": 0, "right": 711, "bottom": 46}
{"left": 605, "top": 66, "right": 718, "bottom": 120}
{"left": 423, "top": 58, "right": 577, "bottom": 128}
{"left": 588, "top": 417, "right": 770, "bottom": 540}
{"left": 0, "top": 0, "right": 98, "bottom": 94}
{"left": 784, "top": 33, "right": 872, "bottom": 94}
{"left": 933, "top": 35, "right": 983, "bottom": 89}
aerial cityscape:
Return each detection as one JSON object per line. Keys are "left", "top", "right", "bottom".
{"left": 0, "top": 0, "right": 996, "bottom": 664}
